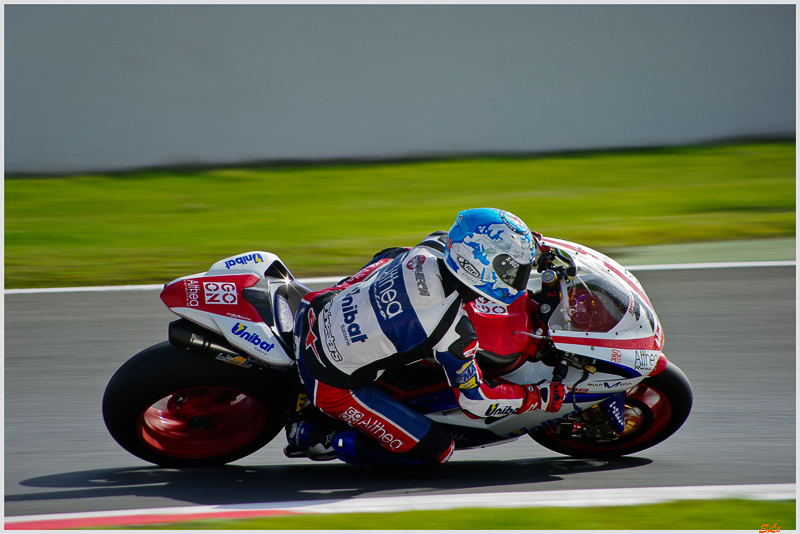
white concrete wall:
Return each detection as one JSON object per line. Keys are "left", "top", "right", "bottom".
{"left": 5, "top": 4, "right": 795, "bottom": 174}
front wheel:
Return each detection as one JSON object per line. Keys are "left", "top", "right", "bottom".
{"left": 530, "top": 360, "right": 692, "bottom": 458}
{"left": 102, "top": 341, "right": 299, "bottom": 467}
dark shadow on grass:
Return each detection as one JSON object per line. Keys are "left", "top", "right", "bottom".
{"left": 9, "top": 456, "right": 652, "bottom": 508}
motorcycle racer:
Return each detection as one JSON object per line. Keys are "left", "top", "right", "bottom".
{"left": 287, "top": 208, "right": 567, "bottom": 470}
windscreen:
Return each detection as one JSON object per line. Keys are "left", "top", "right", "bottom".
{"left": 547, "top": 260, "right": 632, "bottom": 334}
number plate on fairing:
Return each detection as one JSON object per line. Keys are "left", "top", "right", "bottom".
{"left": 160, "top": 250, "right": 296, "bottom": 367}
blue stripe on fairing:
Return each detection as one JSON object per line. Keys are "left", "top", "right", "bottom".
{"left": 405, "top": 388, "right": 459, "bottom": 414}
{"left": 569, "top": 393, "right": 616, "bottom": 404}
{"left": 352, "top": 384, "right": 433, "bottom": 440}
{"left": 407, "top": 392, "right": 618, "bottom": 417}
{"left": 407, "top": 392, "right": 615, "bottom": 414}
{"left": 369, "top": 253, "right": 429, "bottom": 353}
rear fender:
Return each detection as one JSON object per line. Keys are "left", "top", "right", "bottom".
{"left": 160, "top": 251, "right": 301, "bottom": 367}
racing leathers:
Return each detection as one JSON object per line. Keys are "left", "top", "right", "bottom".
{"left": 292, "top": 232, "right": 563, "bottom": 469}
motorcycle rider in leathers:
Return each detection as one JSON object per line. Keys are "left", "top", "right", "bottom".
{"left": 286, "top": 208, "right": 567, "bottom": 470}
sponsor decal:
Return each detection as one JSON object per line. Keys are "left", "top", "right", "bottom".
{"left": 373, "top": 263, "right": 405, "bottom": 320}
{"left": 334, "top": 258, "right": 390, "bottom": 289}
{"left": 224, "top": 253, "right": 263, "bottom": 270}
{"left": 586, "top": 379, "right": 636, "bottom": 390}
{"left": 500, "top": 211, "right": 529, "bottom": 235}
{"left": 634, "top": 350, "right": 659, "bottom": 371}
{"left": 484, "top": 403, "right": 516, "bottom": 417}
{"left": 655, "top": 324, "right": 664, "bottom": 348}
{"left": 455, "top": 359, "right": 479, "bottom": 390}
{"left": 340, "top": 287, "right": 369, "bottom": 344}
{"left": 296, "top": 393, "right": 308, "bottom": 412}
{"left": 406, "top": 254, "right": 430, "bottom": 297}
{"left": 214, "top": 354, "right": 252, "bottom": 368}
{"left": 611, "top": 349, "right": 623, "bottom": 364}
{"left": 340, "top": 407, "right": 406, "bottom": 450}
{"left": 305, "top": 308, "right": 323, "bottom": 364}
{"left": 185, "top": 279, "right": 201, "bottom": 307}
{"left": 340, "top": 406, "right": 364, "bottom": 424}
{"left": 231, "top": 322, "right": 275, "bottom": 353}
{"left": 458, "top": 377, "right": 478, "bottom": 390}
{"left": 463, "top": 340, "right": 479, "bottom": 359}
{"left": 203, "top": 282, "right": 237, "bottom": 305}
{"left": 321, "top": 302, "right": 342, "bottom": 361}
{"left": 457, "top": 255, "right": 481, "bottom": 278}
{"left": 473, "top": 297, "right": 508, "bottom": 315}
{"left": 369, "top": 256, "right": 429, "bottom": 351}
{"left": 226, "top": 312, "right": 252, "bottom": 320}
{"left": 604, "top": 396, "right": 625, "bottom": 432}
{"left": 457, "top": 361, "right": 472, "bottom": 374}
{"left": 406, "top": 254, "right": 426, "bottom": 270}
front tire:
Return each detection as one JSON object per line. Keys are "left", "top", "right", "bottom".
{"left": 103, "top": 341, "right": 298, "bottom": 467}
{"left": 530, "top": 360, "right": 693, "bottom": 458}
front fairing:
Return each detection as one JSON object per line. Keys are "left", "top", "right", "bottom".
{"left": 531, "top": 238, "right": 665, "bottom": 377}
{"left": 424, "top": 239, "right": 667, "bottom": 446}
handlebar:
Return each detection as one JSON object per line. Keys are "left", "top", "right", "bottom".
{"left": 536, "top": 248, "right": 577, "bottom": 278}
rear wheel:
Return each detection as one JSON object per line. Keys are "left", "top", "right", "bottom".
{"left": 530, "top": 360, "right": 692, "bottom": 458}
{"left": 103, "top": 341, "right": 298, "bottom": 467}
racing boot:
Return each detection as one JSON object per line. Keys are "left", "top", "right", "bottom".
{"left": 330, "top": 430, "right": 451, "bottom": 474}
{"left": 284, "top": 421, "right": 340, "bottom": 461}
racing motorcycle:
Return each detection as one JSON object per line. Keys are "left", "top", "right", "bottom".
{"left": 102, "top": 238, "right": 692, "bottom": 467}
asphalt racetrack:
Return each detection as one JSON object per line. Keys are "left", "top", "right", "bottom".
{"left": 4, "top": 265, "right": 796, "bottom": 518}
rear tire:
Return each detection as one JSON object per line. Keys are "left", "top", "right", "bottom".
{"left": 530, "top": 360, "right": 692, "bottom": 458}
{"left": 102, "top": 341, "right": 298, "bottom": 467}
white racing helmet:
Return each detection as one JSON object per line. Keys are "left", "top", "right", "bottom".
{"left": 444, "top": 208, "right": 535, "bottom": 305}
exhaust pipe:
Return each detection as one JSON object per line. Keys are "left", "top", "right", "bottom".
{"left": 169, "top": 319, "right": 244, "bottom": 359}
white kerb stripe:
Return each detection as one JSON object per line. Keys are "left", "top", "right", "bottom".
{"left": 4, "top": 261, "right": 795, "bottom": 295}
{"left": 4, "top": 483, "right": 794, "bottom": 526}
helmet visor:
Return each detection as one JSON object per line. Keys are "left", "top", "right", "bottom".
{"left": 492, "top": 254, "right": 532, "bottom": 291}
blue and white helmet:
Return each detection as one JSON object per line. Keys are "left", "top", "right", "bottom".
{"left": 444, "top": 208, "right": 535, "bottom": 305}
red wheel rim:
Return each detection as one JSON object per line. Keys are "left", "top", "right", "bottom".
{"left": 546, "top": 383, "right": 673, "bottom": 452}
{"left": 136, "top": 387, "right": 267, "bottom": 458}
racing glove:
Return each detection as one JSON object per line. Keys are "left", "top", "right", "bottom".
{"left": 517, "top": 382, "right": 567, "bottom": 413}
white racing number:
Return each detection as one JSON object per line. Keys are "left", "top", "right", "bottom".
{"left": 473, "top": 297, "right": 508, "bottom": 315}
{"left": 204, "top": 282, "right": 238, "bottom": 305}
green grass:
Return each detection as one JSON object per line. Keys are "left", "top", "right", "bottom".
{"left": 5, "top": 142, "right": 795, "bottom": 289}
{"left": 105, "top": 499, "right": 795, "bottom": 530}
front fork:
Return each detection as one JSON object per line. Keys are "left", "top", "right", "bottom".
{"left": 534, "top": 253, "right": 629, "bottom": 438}
{"left": 553, "top": 393, "right": 626, "bottom": 441}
